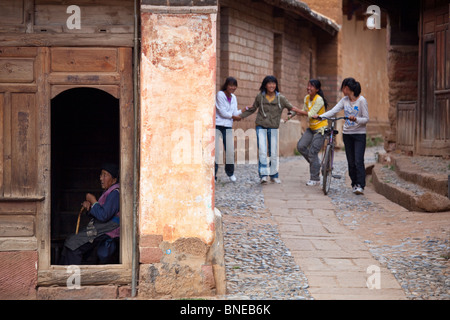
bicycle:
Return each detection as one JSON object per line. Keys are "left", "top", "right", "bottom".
{"left": 319, "top": 116, "right": 348, "bottom": 195}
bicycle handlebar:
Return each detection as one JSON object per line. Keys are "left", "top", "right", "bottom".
{"left": 318, "top": 116, "right": 349, "bottom": 121}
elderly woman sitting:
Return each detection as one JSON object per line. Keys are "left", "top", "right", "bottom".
{"left": 60, "top": 163, "right": 120, "bottom": 265}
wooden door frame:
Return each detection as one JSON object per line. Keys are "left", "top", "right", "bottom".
{"left": 37, "top": 47, "right": 134, "bottom": 286}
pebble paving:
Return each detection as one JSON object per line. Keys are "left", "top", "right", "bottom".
{"left": 215, "top": 164, "right": 312, "bottom": 300}
{"left": 323, "top": 147, "right": 450, "bottom": 300}
{"left": 215, "top": 147, "right": 449, "bottom": 300}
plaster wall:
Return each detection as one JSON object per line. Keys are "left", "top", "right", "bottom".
{"left": 139, "top": 11, "right": 217, "bottom": 246}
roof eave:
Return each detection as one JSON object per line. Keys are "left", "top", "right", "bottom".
{"left": 262, "top": 0, "right": 341, "bottom": 35}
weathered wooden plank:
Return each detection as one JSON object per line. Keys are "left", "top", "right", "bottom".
{"left": 0, "top": 0, "right": 24, "bottom": 25}
{"left": 0, "top": 33, "right": 134, "bottom": 48}
{"left": 436, "top": 30, "right": 446, "bottom": 90}
{"left": 51, "top": 85, "right": 120, "bottom": 100}
{"left": 11, "top": 93, "right": 37, "bottom": 197}
{"left": 48, "top": 72, "right": 121, "bottom": 86}
{"left": 51, "top": 47, "right": 117, "bottom": 73}
{"left": 34, "top": 4, "right": 134, "bottom": 26}
{"left": 35, "top": 0, "right": 133, "bottom": 6}
{"left": 118, "top": 47, "right": 134, "bottom": 268}
{"left": 0, "top": 93, "right": 3, "bottom": 196}
{"left": 36, "top": 47, "right": 51, "bottom": 270}
{"left": 3, "top": 92, "right": 11, "bottom": 197}
{"left": 38, "top": 266, "right": 132, "bottom": 286}
{"left": 397, "top": 101, "right": 416, "bottom": 152}
{"left": 0, "top": 215, "right": 35, "bottom": 237}
{"left": 0, "top": 201, "right": 36, "bottom": 215}
{"left": 0, "top": 47, "right": 38, "bottom": 58}
{"left": 0, "top": 58, "right": 35, "bottom": 83}
{"left": 0, "top": 84, "right": 37, "bottom": 93}
{"left": 0, "top": 236, "right": 37, "bottom": 251}
{"left": 447, "top": 26, "right": 450, "bottom": 90}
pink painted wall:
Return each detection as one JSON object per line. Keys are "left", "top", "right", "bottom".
{"left": 139, "top": 10, "right": 217, "bottom": 246}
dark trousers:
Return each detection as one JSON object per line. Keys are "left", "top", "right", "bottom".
{"left": 215, "top": 125, "right": 234, "bottom": 177}
{"left": 59, "top": 234, "right": 119, "bottom": 265}
{"left": 343, "top": 133, "right": 366, "bottom": 189}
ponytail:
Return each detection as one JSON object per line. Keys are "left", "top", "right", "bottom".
{"left": 309, "top": 79, "right": 328, "bottom": 110}
{"left": 341, "top": 77, "right": 361, "bottom": 97}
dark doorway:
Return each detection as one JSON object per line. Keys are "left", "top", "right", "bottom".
{"left": 51, "top": 88, "right": 120, "bottom": 264}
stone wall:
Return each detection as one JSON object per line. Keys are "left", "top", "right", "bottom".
{"left": 384, "top": 45, "right": 419, "bottom": 152}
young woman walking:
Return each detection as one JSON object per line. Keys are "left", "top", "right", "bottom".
{"left": 289, "top": 79, "right": 329, "bottom": 186}
{"left": 236, "top": 75, "right": 302, "bottom": 184}
{"left": 215, "top": 77, "right": 243, "bottom": 182}
{"left": 316, "top": 77, "right": 369, "bottom": 194}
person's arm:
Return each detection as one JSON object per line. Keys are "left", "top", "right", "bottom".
{"left": 240, "top": 96, "right": 259, "bottom": 119}
{"left": 316, "top": 98, "right": 345, "bottom": 119}
{"left": 355, "top": 98, "right": 369, "bottom": 124}
{"left": 89, "top": 190, "right": 120, "bottom": 222}
{"left": 308, "top": 97, "right": 325, "bottom": 118}
{"left": 231, "top": 95, "right": 242, "bottom": 120}
{"left": 215, "top": 92, "right": 234, "bottom": 119}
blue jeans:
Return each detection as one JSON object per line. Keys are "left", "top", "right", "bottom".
{"left": 256, "top": 126, "right": 279, "bottom": 178}
{"left": 343, "top": 133, "right": 366, "bottom": 189}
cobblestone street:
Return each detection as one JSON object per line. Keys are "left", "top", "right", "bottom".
{"left": 214, "top": 147, "right": 450, "bottom": 300}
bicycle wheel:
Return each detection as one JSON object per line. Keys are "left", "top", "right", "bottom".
{"left": 322, "top": 144, "right": 333, "bottom": 195}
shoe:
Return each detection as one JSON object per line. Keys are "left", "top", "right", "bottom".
{"left": 306, "top": 180, "right": 319, "bottom": 186}
{"left": 260, "top": 176, "right": 269, "bottom": 184}
{"left": 352, "top": 186, "right": 357, "bottom": 193}
{"left": 229, "top": 175, "right": 237, "bottom": 182}
{"left": 271, "top": 177, "right": 281, "bottom": 184}
{"left": 354, "top": 185, "right": 364, "bottom": 195}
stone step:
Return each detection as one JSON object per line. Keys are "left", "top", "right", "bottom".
{"left": 388, "top": 154, "right": 448, "bottom": 197}
{"left": 372, "top": 163, "right": 450, "bottom": 212}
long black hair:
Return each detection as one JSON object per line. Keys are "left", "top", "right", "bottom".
{"left": 309, "top": 79, "right": 328, "bottom": 110}
{"left": 341, "top": 77, "right": 361, "bottom": 97}
{"left": 221, "top": 76, "right": 238, "bottom": 91}
{"left": 259, "top": 75, "right": 280, "bottom": 93}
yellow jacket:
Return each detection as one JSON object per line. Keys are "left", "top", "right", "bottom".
{"left": 303, "top": 95, "right": 327, "bottom": 132}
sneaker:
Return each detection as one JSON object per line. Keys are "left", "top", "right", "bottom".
{"left": 306, "top": 180, "right": 319, "bottom": 186}
{"left": 352, "top": 186, "right": 357, "bottom": 193}
{"left": 271, "top": 177, "right": 281, "bottom": 184}
{"left": 229, "top": 175, "right": 237, "bottom": 182}
{"left": 260, "top": 176, "right": 269, "bottom": 184}
{"left": 354, "top": 185, "right": 364, "bottom": 195}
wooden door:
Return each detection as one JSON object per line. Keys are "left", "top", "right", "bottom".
{"left": 0, "top": 47, "right": 45, "bottom": 251}
{"left": 417, "top": 0, "right": 450, "bottom": 155}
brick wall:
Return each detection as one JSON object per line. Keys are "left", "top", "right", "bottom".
{"left": 0, "top": 251, "right": 37, "bottom": 299}
{"left": 217, "top": 0, "right": 326, "bottom": 154}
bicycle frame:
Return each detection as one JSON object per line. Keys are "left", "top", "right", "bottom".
{"left": 320, "top": 116, "right": 348, "bottom": 195}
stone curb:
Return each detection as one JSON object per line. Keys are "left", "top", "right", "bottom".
{"left": 372, "top": 163, "right": 450, "bottom": 212}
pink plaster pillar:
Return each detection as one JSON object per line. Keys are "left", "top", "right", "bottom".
{"left": 139, "top": 5, "right": 217, "bottom": 249}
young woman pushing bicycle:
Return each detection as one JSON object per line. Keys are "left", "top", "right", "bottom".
{"left": 315, "top": 77, "right": 369, "bottom": 195}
